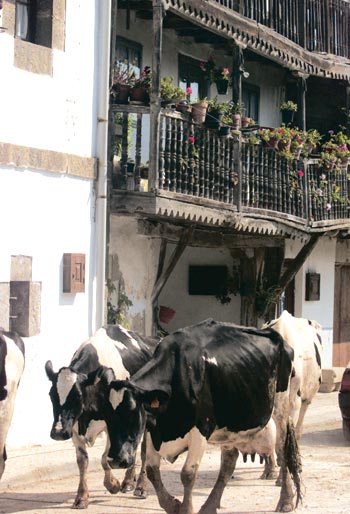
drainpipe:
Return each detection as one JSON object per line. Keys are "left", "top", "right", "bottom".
{"left": 94, "top": 1, "right": 112, "bottom": 331}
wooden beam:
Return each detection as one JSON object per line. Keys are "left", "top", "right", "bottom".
{"left": 262, "top": 233, "right": 322, "bottom": 317}
{"left": 151, "top": 226, "right": 194, "bottom": 303}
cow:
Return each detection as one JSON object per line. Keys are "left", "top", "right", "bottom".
{"left": 0, "top": 329, "right": 25, "bottom": 480}
{"left": 45, "top": 325, "right": 159, "bottom": 509}
{"left": 261, "top": 310, "right": 323, "bottom": 480}
{"left": 96, "top": 318, "right": 302, "bottom": 514}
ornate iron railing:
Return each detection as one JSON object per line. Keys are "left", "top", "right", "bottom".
{"left": 110, "top": 105, "right": 350, "bottom": 225}
{"left": 213, "top": 0, "right": 350, "bottom": 58}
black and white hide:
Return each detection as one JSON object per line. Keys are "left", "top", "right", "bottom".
{"left": 45, "top": 325, "right": 158, "bottom": 509}
{"left": 0, "top": 329, "right": 25, "bottom": 480}
{"left": 98, "top": 319, "right": 302, "bottom": 514}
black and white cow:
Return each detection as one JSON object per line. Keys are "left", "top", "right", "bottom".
{"left": 97, "top": 319, "right": 302, "bottom": 514}
{"left": 0, "top": 329, "right": 25, "bottom": 480}
{"left": 45, "top": 325, "right": 159, "bottom": 509}
{"left": 261, "top": 310, "right": 323, "bottom": 480}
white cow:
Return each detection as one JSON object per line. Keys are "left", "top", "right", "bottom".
{"left": 262, "top": 310, "right": 322, "bottom": 479}
{"left": 0, "top": 329, "right": 25, "bottom": 480}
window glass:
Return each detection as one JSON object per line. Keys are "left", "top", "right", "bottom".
{"left": 116, "top": 37, "right": 142, "bottom": 78}
{"left": 179, "top": 54, "right": 208, "bottom": 101}
{"left": 242, "top": 83, "right": 260, "bottom": 122}
{"left": 15, "top": 0, "right": 53, "bottom": 48}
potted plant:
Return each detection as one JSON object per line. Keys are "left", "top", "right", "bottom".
{"left": 304, "top": 129, "right": 322, "bottom": 155}
{"left": 191, "top": 97, "right": 208, "bottom": 124}
{"left": 280, "top": 100, "right": 297, "bottom": 124}
{"left": 226, "top": 101, "right": 243, "bottom": 130}
{"left": 205, "top": 97, "right": 229, "bottom": 128}
{"left": 130, "top": 66, "right": 152, "bottom": 104}
{"left": 199, "top": 57, "right": 231, "bottom": 95}
{"left": 258, "top": 127, "right": 282, "bottom": 149}
{"left": 110, "top": 61, "right": 135, "bottom": 104}
{"left": 160, "top": 76, "right": 185, "bottom": 106}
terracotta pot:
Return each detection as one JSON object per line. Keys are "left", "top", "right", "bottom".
{"left": 242, "top": 117, "right": 252, "bottom": 129}
{"left": 278, "top": 140, "right": 291, "bottom": 152}
{"left": 231, "top": 113, "right": 241, "bottom": 130}
{"left": 111, "top": 83, "right": 130, "bottom": 104}
{"left": 191, "top": 102, "right": 208, "bottom": 124}
{"left": 159, "top": 306, "right": 176, "bottom": 324}
{"left": 130, "top": 87, "right": 149, "bottom": 104}
{"left": 265, "top": 136, "right": 279, "bottom": 149}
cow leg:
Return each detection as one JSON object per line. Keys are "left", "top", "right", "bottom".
{"left": 179, "top": 428, "right": 207, "bottom": 514}
{"left": 72, "top": 431, "right": 90, "bottom": 509}
{"left": 145, "top": 433, "right": 181, "bottom": 514}
{"left": 275, "top": 420, "right": 302, "bottom": 513}
{"left": 295, "top": 399, "right": 311, "bottom": 440}
{"left": 260, "top": 452, "right": 278, "bottom": 480}
{"left": 198, "top": 446, "right": 239, "bottom": 514}
{"left": 133, "top": 430, "right": 148, "bottom": 499}
{"left": 101, "top": 434, "right": 121, "bottom": 495}
{"left": 0, "top": 445, "right": 6, "bottom": 480}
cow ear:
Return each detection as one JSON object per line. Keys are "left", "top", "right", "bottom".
{"left": 143, "top": 390, "right": 169, "bottom": 413}
{"left": 45, "top": 360, "right": 56, "bottom": 382}
{"left": 91, "top": 366, "right": 115, "bottom": 387}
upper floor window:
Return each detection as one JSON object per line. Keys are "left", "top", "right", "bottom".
{"left": 179, "top": 54, "right": 208, "bottom": 101}
{"left": 115, "top": 37, "right": 142, "bottom": 78}
{"left": 242, "top": 83, "right": 260, "bottom": 122}
{"left": 15, "top": 0, "right": 53, "bottom": 48}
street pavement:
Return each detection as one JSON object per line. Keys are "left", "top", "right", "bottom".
{"left": 0, "top": 391, "right": 349, "bottom": 514}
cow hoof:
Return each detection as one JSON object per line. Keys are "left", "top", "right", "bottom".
{"left": 133, "top": 487, "right": 147, "bottom": 499}
{"left": 121, "top": 482, "right": 134, "bottom": 493}
{"left": 104, "top": 478, "right": 121, "bottom": 495}
{"left": 72, "top": 498, "right": 88, "bottom": 509}
{"left": 275, "top": 501, "right": 294, "bottom": 512}
{"left": 260, "top": 471, "right": 278, "bottom": 480}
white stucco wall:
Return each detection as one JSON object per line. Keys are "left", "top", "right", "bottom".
{"left": 0, "top": 1, "right": 102, "bottom": 447}
{"left": 0, "top": 2, "right": 97, "bottom": 156}
{"left": 0, "top": 167, "right": 96, "bottom": 446}
{"left": 109, "top": 216, "right": 160, "bottom": 335}
{"left": 285, "top": 237, "right": 337, "bottom": 367}
{"left": 158, "top": 246, "right": 241, "bottom": 333}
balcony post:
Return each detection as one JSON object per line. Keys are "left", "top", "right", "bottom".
{"left": 149, "top": 0, "right": 164, "bottom": 193}
{"left": 231, "top": 44, "right": 243, "bottom": 106}
{"left": 298, "top": 0, "right": 306, "bottom": 48}
{"left": 297, "top": 74, "right": 308, "bottom": 132}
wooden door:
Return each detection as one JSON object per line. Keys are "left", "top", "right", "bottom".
{"left": 333, "top": 265, "right": 350, "bottom": 366}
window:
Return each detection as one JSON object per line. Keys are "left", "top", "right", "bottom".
{"left": 188, "top": 266, "right": 228, "bottom": 295}
{"left": 15, "top": 0, "right": 53, "bottom": 48}
{"left": 242, "top": 83, "right": 260, "bottom": 122}
{"left": 179, "top": 54, "right": 208, "bottom": 101}
{"left": 115, "top": 37, "right": 142, "bottom": 78}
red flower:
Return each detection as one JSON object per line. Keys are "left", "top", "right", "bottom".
{"left": 297, "top": 170, "right": 304, "bottom": 177}
{"left": 186, "top": 87, "right": 193, "bottom": 94}
{"left": 188, "top": 136, "right": 195, "bottom": 144}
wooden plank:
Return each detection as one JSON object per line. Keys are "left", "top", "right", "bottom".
{"left": 151, "top": 226, "right": 194, "bottom": 303}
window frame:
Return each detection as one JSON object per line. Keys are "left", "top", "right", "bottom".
{"left": 15, "top": 0, "right": 53, "bottom": 48}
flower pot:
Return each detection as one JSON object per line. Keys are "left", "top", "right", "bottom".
{"left": 159, "top": 306, "right": 176, "bottom": 324}
{"left": 130, "top": 87, "right": 149, "bottom": 104}
{"left": 231, "top": 113, "right": 241, "bottom": 130}
{"left": 278, "top": 139, "right": 291, "bottom": 152}
{"left": 219, "top": 125, "right": 231, "bottom": 137}
{"left": 191, "top": 102, "right": 208, "bottom": 124}
{"left": 111, "top": 83, "right": 130, "bottom": 104}
{"left": 215, "top": 79, "right": 229, "bottom": 95}
{"left": 265, "top": 136, "right": 279, "bottom": 149}
{"left": 242, "top": 117, "right": 252, "bottom": 129}
{"left": 281, "top": 110, "right": 294, "bottom": 125}
{"left": 176, "top": 102, "right": 192, "bottom": 115}
{"left": 205, "top": 110, "right": 222, "bottom": 129}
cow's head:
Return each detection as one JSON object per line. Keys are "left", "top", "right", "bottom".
{"left": 45, "top": 360, "right": 88, "bottom": 440}
{"left": 95, "top": 374, "right": 169, "bottom": 469}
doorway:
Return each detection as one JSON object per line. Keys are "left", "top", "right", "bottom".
{"left": 333, "top": 264, "right": 350, "bottom": 366}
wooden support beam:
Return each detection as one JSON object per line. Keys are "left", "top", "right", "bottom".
{"left": 148, "top": 0, "right": 164, "bottom": 192}
{"left": 262, "top": 233, "right": 322, "bottom": 317}
{"left": 231, "top": 45, "right": 243, "bottom": 106}
{"left": 151, "top": 226, "right": 194, "bottom": 304}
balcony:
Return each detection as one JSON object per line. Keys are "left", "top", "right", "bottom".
{"left": 110, "top": 105, "right": 350, "bottom": 235}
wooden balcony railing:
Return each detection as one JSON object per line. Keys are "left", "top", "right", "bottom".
{"left": 110, "top": 105, "right": 350, "bottom": 227}
{"left": 213, "top": 0, "right": 350, "bottom": 58}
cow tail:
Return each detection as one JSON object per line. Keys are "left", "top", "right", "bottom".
{"left": 285, "top": 419, "right": 303, "bottom": 507}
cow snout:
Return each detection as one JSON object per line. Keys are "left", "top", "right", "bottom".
{"left": 50, "top": 426, "right": 71, "bottom": 441}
